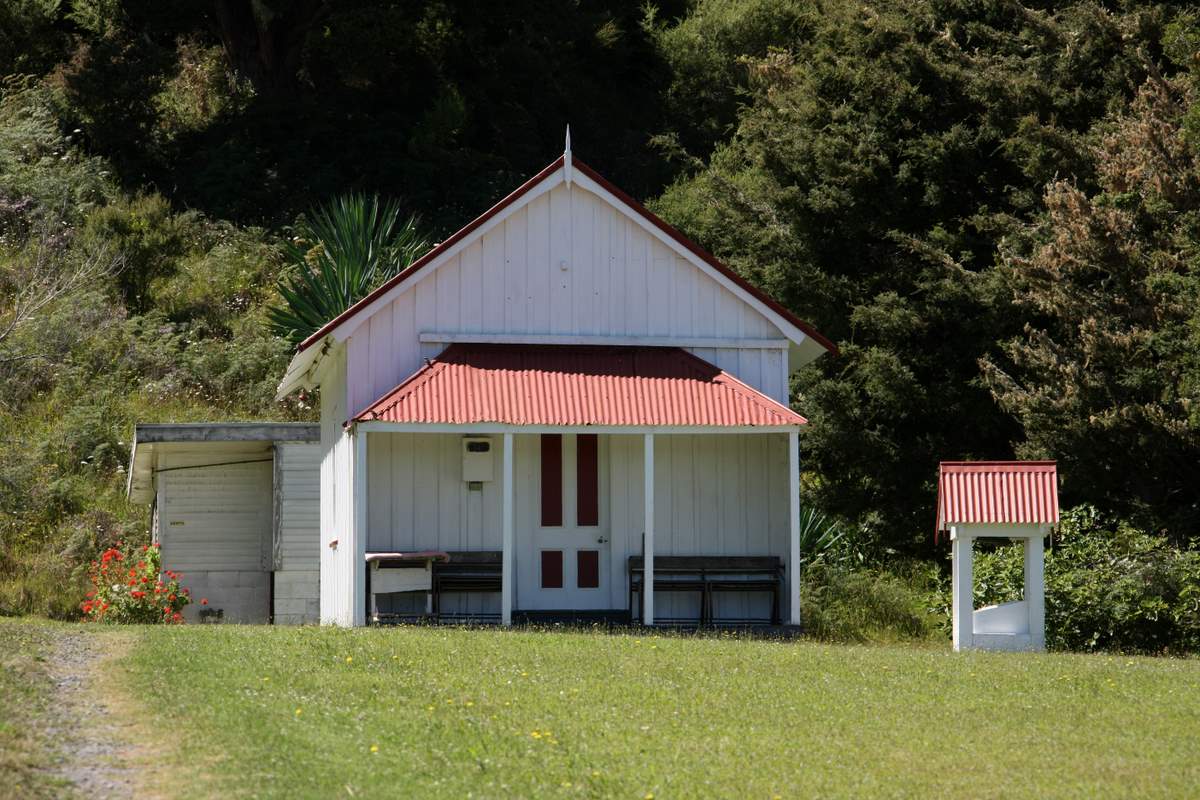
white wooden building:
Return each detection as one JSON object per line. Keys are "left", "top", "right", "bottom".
{"left": 127, "top": 423, "right": 320, "bottom": 623}
{"left": 275, "top": 140, "right": 837, "bottom": 627}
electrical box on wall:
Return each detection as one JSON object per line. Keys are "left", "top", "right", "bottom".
{"left": 462, "top": 437, "right": 494, "bottom": 482}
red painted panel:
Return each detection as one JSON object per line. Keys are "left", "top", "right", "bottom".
{"left": 577, "top": 434, "right": 599, "bottom": 526}
{"left": 541, "top": 434, "right": 562, "bottom": 526}
{"left": 577, "top": 550, "right": 599, "bottom": 589}
{"left": 541, "top": 550, "right": 563, "bottom": 589}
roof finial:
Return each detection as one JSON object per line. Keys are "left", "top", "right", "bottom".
{"left": 564, "top": 123, "right": 573, "bottom": 186}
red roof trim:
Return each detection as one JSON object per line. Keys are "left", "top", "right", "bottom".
{"left": 298, "top": 155, "right": 565, "bottom": 352}
{"left": 571, "top": 159, "right": 838, "bottom": 356}
{"left": 351, "top": 344, "right": 808, "bottom": 427}
{"left": 298, "top": 154, "right": 836, "bottom": 358}
{"left": 936, "top": 460, "right": 1060, "bottom": 534}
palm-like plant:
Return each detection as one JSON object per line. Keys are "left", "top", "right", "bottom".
{"left": 267, "top": 193, "right": 429, "bottom": 346}
{"left": 798, "top": 506, "right": 848, "bottom": 566}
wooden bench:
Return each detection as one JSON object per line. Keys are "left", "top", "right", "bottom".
{"left": 432, "top": 551, "right": 502, "bottom": 621}
{"left": 628, "top": 556, "right": 783, "bottom": 625}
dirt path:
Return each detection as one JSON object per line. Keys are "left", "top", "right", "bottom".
{"left": 43, "top": 628, "right": 154, "bottom": 799}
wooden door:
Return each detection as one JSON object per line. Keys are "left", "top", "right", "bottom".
{"left": 517, "top": 434, "right": 611, "bottom": 610}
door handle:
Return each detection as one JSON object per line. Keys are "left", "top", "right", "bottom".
{"left": 597, "top": 536, "right": 609, "bottom": 544}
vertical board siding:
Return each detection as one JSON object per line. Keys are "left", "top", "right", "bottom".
{"left": 319, "top": 347, "right": 352, "bottom": 625}
{"left": 274, "top": 442, "right": 321, "bottom": 624}
{"left": 607, "top": 433, "right": 790, "bottom": 622}
{"left": 342, "top": 181, "right": 792, "bottom": 415}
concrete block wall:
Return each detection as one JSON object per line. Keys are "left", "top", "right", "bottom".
{"left": 185, "top": 570, "right": 270, "bottom": 623}
{"left": 273, "top": 569, "right": 320, "bottom": 625}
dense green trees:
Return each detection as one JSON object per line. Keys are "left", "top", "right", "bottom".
{"left": 2, "top": 0, "right": 1200, "bottom": 625}
{"left": 652, "top": 0, "right": 1194, "bottom": 553}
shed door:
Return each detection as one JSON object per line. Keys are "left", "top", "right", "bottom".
{"left": 518, "top": 434, "right": 611, "bottom": 611}
{"left": 158, "top": 456, "right": 273, "bottom": 623}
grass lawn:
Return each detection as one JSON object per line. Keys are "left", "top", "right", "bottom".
{"left": 119, "top": 625, "right": 1200, "bottom": 799}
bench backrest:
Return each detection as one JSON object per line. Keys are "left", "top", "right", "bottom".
{"left": 628, "top": 555, "right": 781, "bottom": 572}
{"left": 444, "top": 550, "right": 502, "bottom": 565}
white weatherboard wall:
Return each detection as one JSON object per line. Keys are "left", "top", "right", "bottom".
{"left": 362, "top": 431, "right": 790, "bottom": 619}
{"left": 273, "top": 442, "right": 321, "bottom": 624}
{"left": 342, "top": 181, "right": 789, "bottom": 417}
{"left": 318, "top": 348, "right": 360, "bottom": 626}
{"left": 156, "top": 449, "right": 273, "bottom": 623}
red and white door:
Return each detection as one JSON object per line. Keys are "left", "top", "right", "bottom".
{"left": 518, "top": 433, "right": 610, "bottom": 610}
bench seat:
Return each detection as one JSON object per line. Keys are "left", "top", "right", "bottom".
{"left": 629, "top": 555, "right": 783, "bottom": 625}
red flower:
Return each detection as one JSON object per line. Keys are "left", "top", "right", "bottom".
{"left": 131, "top": 591, "right": 145, "bottom": 599}
{"left": 142, "top": 545, "right": 149, "bottom": 552}
{"left": 168, "top": 593, "right": 176, "bottom": 601}
{"left": 200, "top": 598, "right": 208, "bottom": 606}
{"left": 86, "top": 590, "right": 95, "bottom": 598}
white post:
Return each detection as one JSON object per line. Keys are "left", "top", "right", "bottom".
{"left": 951, "top": 526, "right": 973, "bottom": 651}
{"left": 643, "top": 433, "right": 655, "bottom": 626}
{"left": 351, "top": 430, "right": 368, "bottom": 627}
{"left": 1025, "top": 528, "right": 1046, "bottom": 651}
{"left": 501, "top": 432, "right": 514, "bottom": 626}
{"left": 788, "top": 430, "right": 801, "bottom": 626}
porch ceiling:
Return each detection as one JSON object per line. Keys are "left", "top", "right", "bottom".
{"left": 352, "top": 344, "right": 806, "bottom": 428}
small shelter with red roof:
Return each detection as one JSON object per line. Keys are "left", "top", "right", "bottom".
{"left": 269, "top": 132, "right": 836, "bottom": 627}
{"left": 938, "top": 461, "right": 1060, "bottom": 651}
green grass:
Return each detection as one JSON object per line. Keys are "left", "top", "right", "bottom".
{"left": 0, "top": 619, "right": 69, "bottom": 800}
{"left": 121, "top": 625, "right": 1200, "bottom": 799}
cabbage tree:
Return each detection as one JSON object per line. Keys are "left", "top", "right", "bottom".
{"left": 267, "top": 193, "right": 428, "bottom": 346}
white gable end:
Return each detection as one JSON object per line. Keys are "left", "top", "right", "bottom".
{"left": 279, "top": 158, "right": 831, "bottom": 410}
{"left": 344, "top": 177, "right": 799, "bottom": 413}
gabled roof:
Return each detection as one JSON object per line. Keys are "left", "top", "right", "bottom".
{"left": 937, "top": 461, "right": 1060, "bottom": 532}
{"left": 278, "top": 152, "right": 837, "bottom": 397}
{"left": 353, "top": 344, "right": 807, "bottom": 428}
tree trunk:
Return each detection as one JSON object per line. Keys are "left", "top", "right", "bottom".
{"left": 210, "top": 0, "right": 328, "bottom": 97}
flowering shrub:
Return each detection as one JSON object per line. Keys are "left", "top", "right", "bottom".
{"left": 81, "top": 542, "right": 193, "bottom": 624}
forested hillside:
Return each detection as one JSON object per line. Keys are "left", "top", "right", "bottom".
{"left": 2, "top": 1, "right": 1199, "bottom": 631}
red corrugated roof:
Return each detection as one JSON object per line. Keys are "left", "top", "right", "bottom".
{"left": 353, "top": 344, "right": 807, "bottom": 428}
{"left": 298, "top": 156, "right": 836, "bottom": 357}
{"left": 937, "top": 461, "right": 1060, "bottom": 532}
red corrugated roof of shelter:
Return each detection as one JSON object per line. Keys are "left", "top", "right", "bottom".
{"left": 937, "top": 461, "right": 1060, "bottom": 533}
{"left": 297, "top": 156, "right": 837, "bottom": 357}
{"left": 352, "top": 344, "right": 808, "bottom": 428}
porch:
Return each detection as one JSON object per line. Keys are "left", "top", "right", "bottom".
{"left": 355, "top": 430, "right": 802, "bottom": 627}
{"left": 326, "top": 344, "right": 805, "bottom": 627}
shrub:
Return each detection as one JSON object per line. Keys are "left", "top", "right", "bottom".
{"left": 966, "top": 506, "right": 1200, "bottom": 654}
{"left": 82, "top": 542, "right": 193, "bottom": 624}
{"left": 267, "top": 193, "right": 428, "bottom": 345}
{"left": 802, "top": 561, "right": 943, "bottom": 643}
